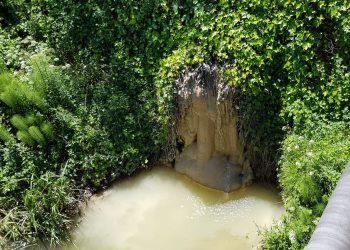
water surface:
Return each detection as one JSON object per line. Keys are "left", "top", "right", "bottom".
{"left": 67, "top": 167, "right": 283, "bottom": 250}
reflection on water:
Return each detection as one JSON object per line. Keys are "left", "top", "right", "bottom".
{"left": 65, "top": 167, "right": 284, "bottom": 250}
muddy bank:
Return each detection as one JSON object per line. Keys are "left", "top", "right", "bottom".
{"left": 175, "top": 64, "right": 252, "bottom": 192}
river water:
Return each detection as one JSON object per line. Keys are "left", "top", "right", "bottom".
{"left": 66, "top": 167, "right": 283, "bottom": 250}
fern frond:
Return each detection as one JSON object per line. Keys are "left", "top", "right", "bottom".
{"left": 0, "top": 125, "right": 15, "bottom": 143}
{"left": 16, "top": 130, "right": 35, "bottom": 146}
{"left": 0, "top": 72, "right": 14, "bottom": 93}
{"left": 40, "top": 123, "right": 54, "bottom": 140}
{"left": 0, "top": 73, "right": 23, "bottom": 108}
{"left": 30, "top": 54, "right": 51, "bottom": 95}
{"left": 28, "top": 126, "right": 46, "bottom": 146}
{"left": 10, "top": 115, "right": 28, "bottom": 131}
{"left": 0, "top": 72, "right": 46, "bottom": 110}
{"left": 25, "top": 114, "right": 39, "bottom": 126}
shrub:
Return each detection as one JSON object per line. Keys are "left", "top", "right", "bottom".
{"left": 262, "top": 122, "right": 350, "bottom": 249}
{"left": 0, "top": 57, "right": 77, "bottom": 247}
{"left": 53, "top": 107, "right": 120, "bottom": 188}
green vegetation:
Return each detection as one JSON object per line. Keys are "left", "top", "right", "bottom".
{"left": 0, "top": 0, "right": 349, "bottom": 249}
{"left": 262, "top": 123, "right": 350, "bottom": 249}
{"left": 0, "top": 57, "right": 74, "bottom": 247}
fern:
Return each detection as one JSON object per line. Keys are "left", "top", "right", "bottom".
{"left": 0, "top": 72, "right": 46, "bottom": 110}
{"left": 40, "top": 123, "right": 54, "bottom": 140}
{"left": 25, "top": 114, "right": 39, "bottom": 126}
{"left": 25, "top": 90, "right": 46, "bottom": 109}
{"left": 30, "top": 54, "right": 51, "bottom": 95}
{"left": 0, "top": 58, "right": 56, "bottom": 148}
{"left": 10, "top": 115, "right": 28, "bottom": 131}
{"left": 0, "top": 90, "right": 18, "bottom": 108}
{"left": 16, "top": 130, "right": 35, "bottom": 146}
{"left": 28, "top": 126, "right": 46, "bottom": 146}
{"left": 0, "top": 72, "right": 14, "bottom": 93}
{"left": 0, "top": 125, "right": 14, "bottom": 143}
{"left": 0, "top": 73, "right": 24, "bottom": 109}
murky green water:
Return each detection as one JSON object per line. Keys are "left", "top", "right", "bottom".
{"left": 66, "top": 167, "right": 283, "bottom": 250}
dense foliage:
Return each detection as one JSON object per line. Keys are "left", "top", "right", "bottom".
{"left": 0, "top": 2, "right": 164, "bottom": 247}
{"left": 155, "top": 0, "right": 350, "bottom": 181}
{"left": 0, "top": 0, "right": 349, "bottom": 249}
{"left": 262, "top": 123, "right": 350, "bottom": 249}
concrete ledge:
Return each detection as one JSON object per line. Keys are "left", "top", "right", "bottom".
{"left": 306, "top": 162, "right": 350, "bottom": 250}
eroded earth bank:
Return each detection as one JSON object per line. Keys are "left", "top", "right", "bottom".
{"left": 174, "top": 64, "right": 252, "bottom": 192}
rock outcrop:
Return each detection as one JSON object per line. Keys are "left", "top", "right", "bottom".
{"left": 175, "top": 64, "right": 252, "bottom": 192}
